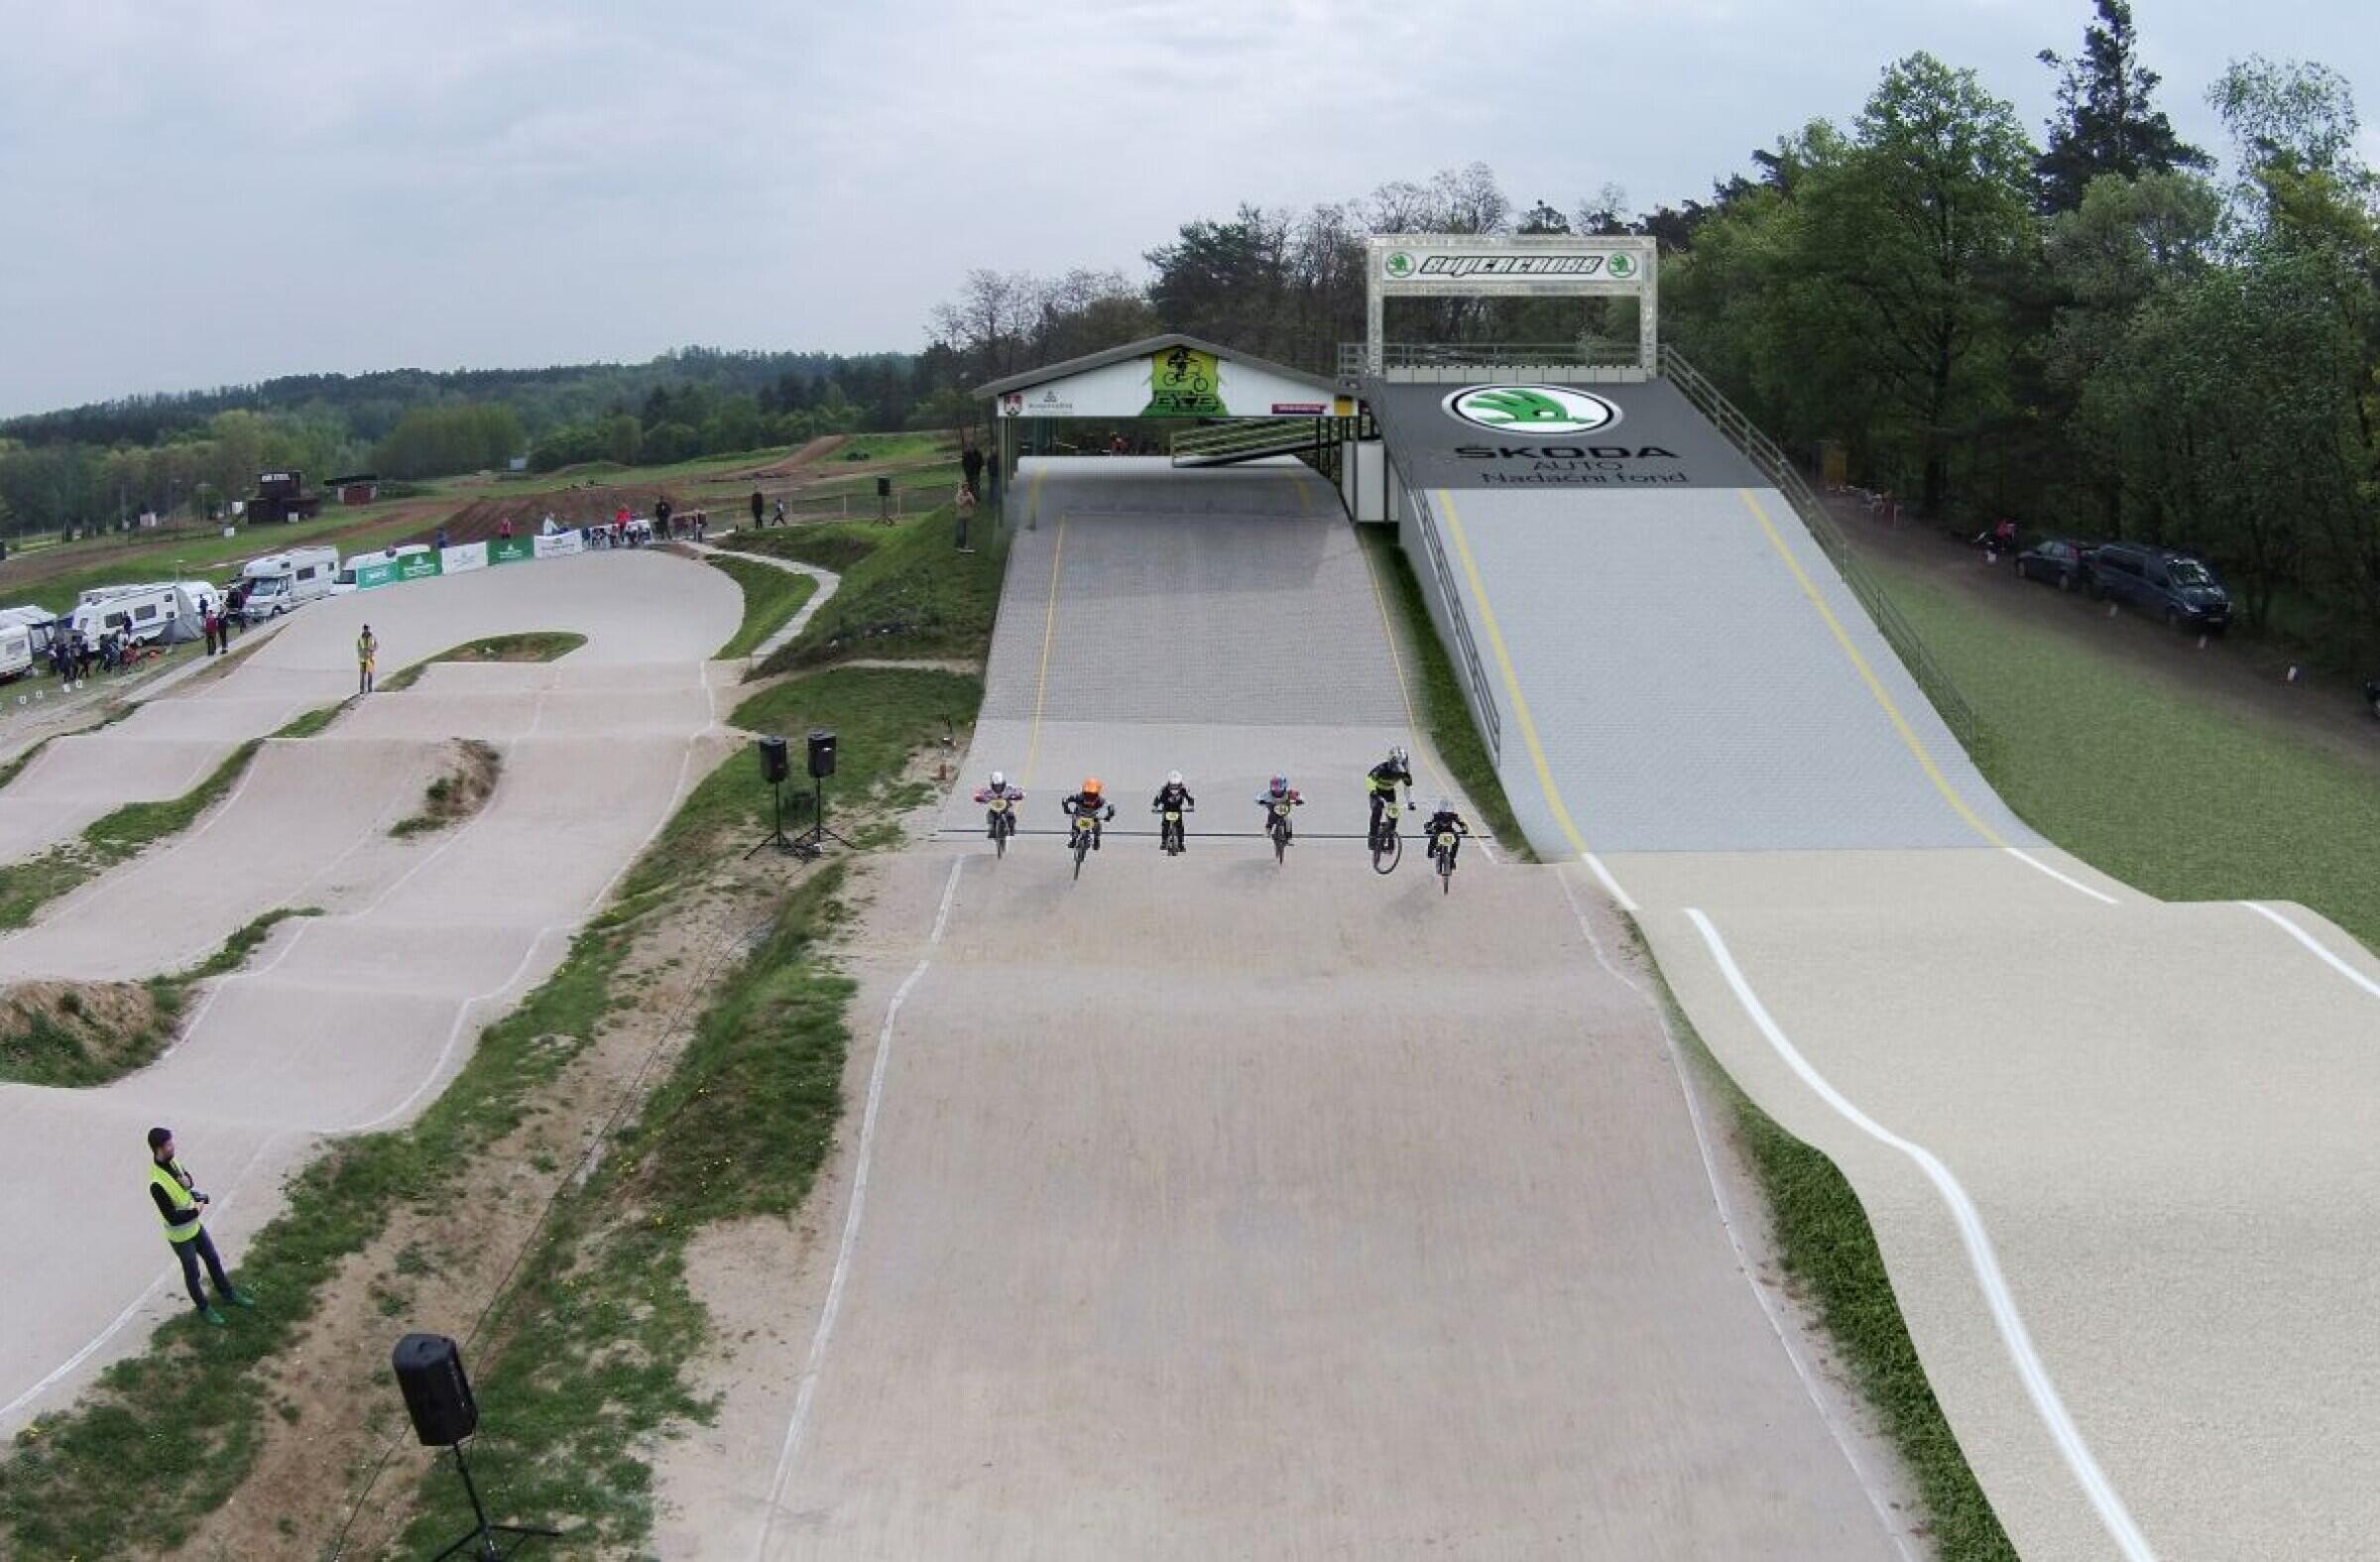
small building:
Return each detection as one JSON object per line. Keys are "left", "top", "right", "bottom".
{"left": 327, "top": 472, "right": 380, "bottom": 506}
{"left": 247, "top": 469, "right": 324, "bottom": 524}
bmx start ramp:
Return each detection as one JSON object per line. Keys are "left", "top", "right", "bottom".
{"left": 1370, "top": 379, "right": 2034, "bottom": 856}
{"left": 944, "top": 458, "right": 1415, "bottom": 842}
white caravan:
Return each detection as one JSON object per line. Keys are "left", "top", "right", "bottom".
{"left": 330, "top": 543, "right": 430, "bottom": 594}
{"left": 238, "top": 546, "right": 338, "bottom": 621}
{"left": 67, "top": 582, "right": 182, "bottom": 646}
{"left": 0, "top": 605, "right": 61, "bottom": 657}
{"left": 0, "top": 622, "right": 31, "bottom": 682}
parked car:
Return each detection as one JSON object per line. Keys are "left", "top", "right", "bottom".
{"left": 2015, "top": 538, "right": 2092, "bottom": 590}
{"left": 2083, "top": 543, "right": 2232, "bottom": 633}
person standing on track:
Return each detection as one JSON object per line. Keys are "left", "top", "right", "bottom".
{"left": 356, "top": 624, "right": 378, "bottom": 695}
{"left": 147, "top": 1127, "right": 254, "bottom": 1326}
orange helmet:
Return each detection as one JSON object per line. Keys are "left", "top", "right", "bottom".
{"left": 1081, "top": 777, "right": 1103, "bottom": 797}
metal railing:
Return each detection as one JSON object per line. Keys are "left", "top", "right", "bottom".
{"left": 1338, "top": 341, "right": 1646, "bottom": 382}
{"left": 1393, "top": 463, "right": 1501, "bottom": 765}
{"left": 1170, "top": 418, "right": 1325, "bottom": 466}
{"left": 1658, "top": 346, "right": 1979, "bottom": 751}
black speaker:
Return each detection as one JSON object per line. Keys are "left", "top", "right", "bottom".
{"left": 875, "top": 476, "right": 892, "bottom": 498}
{"left": 392, "top": 1333, "right": 479, "bottom": 1447}
{"left": 756, "top": 735, "right": 789, "bottom": 783}
{"left": 807, "top": 729, "right": 836, "bottom": 780}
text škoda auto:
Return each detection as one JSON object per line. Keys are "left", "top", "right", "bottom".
{"left": 1455, "top": 444, "right": 1681, "bottom": 461}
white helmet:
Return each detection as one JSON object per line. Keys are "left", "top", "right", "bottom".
{"left": 1167, "top": 771, "right": 1183, "bottom": 786}
{"left": 989, "top": 770, "right": 1006, "bottom": 789}
{"left": 1435, "top": 796, "right": 1452, "bottom": 814}
{"left": 1388, "top": 745, "right": 1408, "bottom": 766}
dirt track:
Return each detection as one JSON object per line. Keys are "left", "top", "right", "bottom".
{"left": 0, "top": 551, "right": 739, "bottom": 1431}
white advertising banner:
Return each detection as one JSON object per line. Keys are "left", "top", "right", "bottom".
{"left": 439, "top": 541, "right": 489, "bottom": 575}
{"left": 533, "top": 532, "right": 584, "bottom": 559}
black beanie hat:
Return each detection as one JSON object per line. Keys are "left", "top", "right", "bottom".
{"left": 147, "top": 1127, "right": 173, "bottom": 1150}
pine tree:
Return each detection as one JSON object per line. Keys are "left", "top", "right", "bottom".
{"left": 2035, "top": 0, "right": 2210, "bottom": 213}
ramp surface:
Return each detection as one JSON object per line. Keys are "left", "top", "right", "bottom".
{"left": 0, "top": 552, "right": 739, "bottom": 1431}
{"left": 1372, "top": 372, "right": 2380, "bottom": 1556}
{"left": 947, "top": 459, "right": 1412, "bottom": 841}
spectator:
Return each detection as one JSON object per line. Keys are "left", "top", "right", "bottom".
{"left": 146, "top": 1127, "right": 254, "bottom": 1326}
{"left": 655, "top": 497, "right": 673, "bottom": 539}
{"left": 201, "top": 607, "right": 219, "bottom": 657}
{"left": 962, "top": 443, "right": 985, "bottom": 500}
{"left": 750, "top": 489, "right": 765, "bottom": 530}
{"left": 954, "top": 483, "right": 977, "bottom": 553}
{"left": 499, "top": 516, "right": 514, "bottom": 541}
{"left": 434, "top": 526, "right": 450, "bottom": 551}
{"left": 357, "top": 625, "right": 378, "bottom": 695}
{"left": 771, "top": 498, "right": 785, "bottom": 528}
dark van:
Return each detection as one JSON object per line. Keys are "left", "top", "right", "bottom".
{"left": 2084, "top": 543, "right": 2232, "bottom": 633}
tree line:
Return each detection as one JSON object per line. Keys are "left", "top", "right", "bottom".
{"left": 922, "top": 4, "right": 2378, "bottom": 666}
{"left": 0, "top": 348, "right": 941, "bottom": 532}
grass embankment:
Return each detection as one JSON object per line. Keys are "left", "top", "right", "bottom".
{"left": 0, "top": 735, "right": 57, "bottom": 793}
{"left": 1355, "top": 527, "right": 1530, "bottom": 857}
{"left": 271, "top": 699, "right": 354, "bottom": 740}
{"left": 381, "top": 631, "right": 587, "bottom": 692}
{"left": 391, "top": 739, "right": 502, "bottom": 838}
{"left": 726, "top": 501, "right": 1000, "bottom": 674}
{"left": 706, "top": 553, "right": 820, "bottom": 658}
{"left": 1636, "top": 949, "right": 2018, "bottom": 1560}
{"left": 1871, "top": 561, "right": 2380, "bottom": 948}
{"left": 0, "top": 739, "right": 261, "bottom": 930}
{"left": 0, "top": 908, "right": 323, "bottom": 1087}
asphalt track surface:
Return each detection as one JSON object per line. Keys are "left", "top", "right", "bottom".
{"left": 1375, "top": 376, "right": 2380, "bottom": 1557}
{"left": 757, "top": 459, "right": 1916, "bottom": 1558}
{"left": 0, "top": 552, "right": 739, "bottom": 1431}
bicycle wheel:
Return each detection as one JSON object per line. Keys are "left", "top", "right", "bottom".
{"left": 1272, "top": 822, "right": 1287, "bottom": 865}
{"left": 1073, "top": 832, "right": 1089, "bottom": 881}
{"left": 1439, "top": 852, "right": 1454, "bottom": 894}
{"left": 1371, "top": 826, "right": 1401, "bottom": 876}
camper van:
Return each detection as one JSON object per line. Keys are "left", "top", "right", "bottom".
{"left": 67, "top": 582, "right": 183, "bottom": 647}
{"left": 0, "top": 622, "right": 32, "bottom": 682}
{"left": 330, "top": 543, "right": 431, "bottom": 595}
{"left": 238, "top": 546, "right": 338, "bottom": 622}
{"left": 0, "top": 605, "right": 61, "bottom": 658}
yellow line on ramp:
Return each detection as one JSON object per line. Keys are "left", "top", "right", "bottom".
{"left": 1021, "top": 516, "right": 1068, "bottom": 787}
{"left": 1436, "top": 490, "right": 1596, "bottom": 857}
{"left": 1734, "top": 488, "right": 2006, "bottom": 848}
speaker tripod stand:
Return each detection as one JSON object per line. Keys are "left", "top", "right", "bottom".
{"left": 786, "top": 777, "right": 855, "bottom": 859}
{"left": 428, "top": 1439, "right": 559, "bottom": 1561}
{"left": 745, "top": 776, "right": 798, "bottom": 859}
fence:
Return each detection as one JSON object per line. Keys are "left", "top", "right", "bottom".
{"left": 1386, "top": 447, "right": 1501, "bottom": 766}
{"left": 1658, "top": 346, "right": 1980, "bottom": 751}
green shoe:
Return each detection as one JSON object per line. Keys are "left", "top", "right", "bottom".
{"left": 226, "top": 1289, "right": 257, "bottom": 1309}
{"left": 200, "top": 1307, "right": 228, "bottom": 1327}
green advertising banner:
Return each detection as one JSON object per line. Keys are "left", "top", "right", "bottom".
{"left": 356, "top": 560, "right": 398, "bottom": 590}
{"left": 395, "top": 552, "right": 442, "bottom": 583}
{"left": 490, "top": 537, "right": 535, "bottom": 565}
{"left": 1142, "top": 345, "right": 1227, "bottom": 418}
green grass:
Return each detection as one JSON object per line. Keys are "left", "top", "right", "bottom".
{"left": 0, "top": 739, "right": 262, "bottom": 930}
{"left": 6, "top": 501, "right": 427, "bottom": 615}
{"left": 398, "top": 868, "right": 855, "bottom": 1555}
{"left": 719, "top": 522, "right": 883, "bottom": 573}
{"left": 614, "top": 664, "right": 981, "bottom": 909}
{"left": 750, "top": 503, "right": 1003, "bottom": 673}
{"left": 1356, "top": 527, "right": 1531, "bottom": 858}
{"left": 1868, "top": 560, "right": 2380, "bottom": 950}
{"left": 0, "top": 907, "right": 326, "bottom": 1087}
{"left": 381, "top": 632, "right": 586, "bottom": 692}
{"left": 0, "top": 915, "right": 636, "bottom": 1556}
{"left": 270, "top": 699, "right": 353, "bottom": 739}
{"left": 706, "top": 554, "right": 820, "bottom": 659}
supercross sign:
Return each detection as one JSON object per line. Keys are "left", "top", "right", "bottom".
{"left": 1365, "top": 233, "right": 1659, "bottom": 374}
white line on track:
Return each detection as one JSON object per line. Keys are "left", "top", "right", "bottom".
{"left": 1579, "top": 850, "right": 1637, "bottom": 911}
{"left": 1552, "top": 874, "right": 1916, "bottom": 1560}
{"left": 753, "top": 856, "right": 966, "bottom": 1561}
{"left": 2242, "top": 901, "right": 2380, "bottom": 999}
{"left": 2003, "top": 847, "right": 2119, "bottom": 904}
{"left": 1682, "top": 906, "right": 2157, "bottom": 1562}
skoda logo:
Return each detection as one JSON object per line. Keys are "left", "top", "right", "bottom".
{"left": 1383, "top": 250, "right": 1416, "bottom": 279}
{"left": 1444, "top": 384, "right": 1621, "bottom": 435}
{"left": 1607, "top": 252, "right": 1637, "bottom": 279}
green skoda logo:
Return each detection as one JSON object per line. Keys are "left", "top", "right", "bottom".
{"left": 1383, "top": 250, "right": 1416, "bottom": 279}
{"left": 1606, "top": 252, "right": 1638, "bottom": 279}
{"left": 1444, "top": 384, "right": 1622, "bottom": 435}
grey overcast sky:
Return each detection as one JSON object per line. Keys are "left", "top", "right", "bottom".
{"left": 0, "top": 0, "right": 2366, "bottom": 417}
